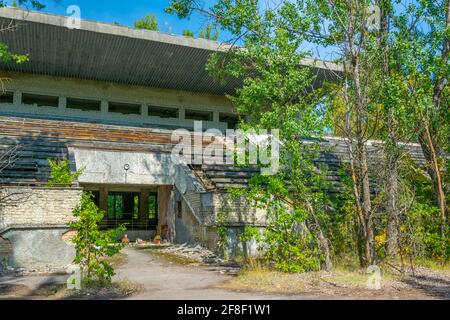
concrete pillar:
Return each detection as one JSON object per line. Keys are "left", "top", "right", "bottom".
{"left": 13, "top": 91, "right": 22, "bottom": 105}
{"left": 101, "top": 100, "right": 108, "bottom": 115}
{"left": 141, "top": 104, "right": 148, "bottom": 117}
{"left": 140, "top": 189, "right": 149, "bottom": 223}
{"left": 179, "top": 106, "right": 185, "bottom": 121}
{"left": 99, "top": 187, "right": 108, "bottom": 221}
{"left": 213, "top": 111, "right": 220, "bottom": 123}
{"left": 157, "top": 186, "right": 175, "bottom": 241}
{"left": 59, "top": 95, "right": 66, "bottom": 110}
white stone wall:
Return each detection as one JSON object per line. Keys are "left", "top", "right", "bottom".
{"left": 0, "top": 187, "right": 82, "bottom": 230}
{"left": 208, "top": 192, "right": 267, "bottom": 226}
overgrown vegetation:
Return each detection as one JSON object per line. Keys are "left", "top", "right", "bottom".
{"left": 167, "top": 0, "right": 449, "bottom": 272}
{"left": 47, "top": 158, "right": 83, "bottom": 187}
{"left": 134, "top": 14, "right": 159, "bottom": 31}
{"left": 70, "top": 192, "right": 126, "bottom": 287}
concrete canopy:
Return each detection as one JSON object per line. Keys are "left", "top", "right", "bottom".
{"left": 0, "top": 7, "right": 342, "bottom": 95}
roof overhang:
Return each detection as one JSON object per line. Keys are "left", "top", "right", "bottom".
{"left": 0, "top": 7, "right": 342, "bottom": 95}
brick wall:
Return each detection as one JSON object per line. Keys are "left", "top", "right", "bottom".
{"left": 0, "top": 187, "right": 82, "bottom": 230}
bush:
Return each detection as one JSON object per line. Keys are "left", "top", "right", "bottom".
{"left": 70, "top": 192, "right": 126, "bottom": 287}
{"left": 48, "top": 158, "right": 83, "bottom": 186}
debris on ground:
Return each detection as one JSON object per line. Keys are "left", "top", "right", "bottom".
{"left": 0, "top": 265, "right": 70, "bottom": 277}
{"left": 157, "top": 243, "right": 225, "bottom": 265}
{"left": 130, "top": 241, "right": 228, "bottom": 266}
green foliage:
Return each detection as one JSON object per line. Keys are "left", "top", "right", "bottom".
{"left": 48, "top": 158, "right": 83, "bottom": 187}
{"left": 166, "top": 0, "right": 449, "bottom": 270}
{"left": 70, "top": 192, "right": 126, "bottom": 287}
{"left": 134, "top": 14, "right": 158, "bottom": 31}
{"left": 396, "top": 157, "right": 450, "bottom": 263}
{"left": 198, "top": 24, "right": 218, "bottom": 40}
{"left": 0, "top": 0, "right": 48, "bottom": 64}
{"left": 167, "top": 0, "right": 333, "bottom": 272}
{"left": 182, "top": 29, "right": 194, "bottom": 37}
{"left": 246, "top": 205, "right": 322, "bottom": 272}
{"left": 216, "top": 210, "right": 229, "bottom": 259}
{"left": 0, "top": 0, "right": 44, "bottom": 9}
{"left": 0, "top": 42, "right": 28, "bottom": 64}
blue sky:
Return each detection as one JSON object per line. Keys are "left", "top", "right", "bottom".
{"left": 17, "top": 0, "right": 215, "bottom": 37}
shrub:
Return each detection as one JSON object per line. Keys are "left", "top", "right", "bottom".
{"left": 48, "top": 158, "right": 83, "bottom": 186}
{"left": 70, "top": 192, "right": 126, "bottom": 287}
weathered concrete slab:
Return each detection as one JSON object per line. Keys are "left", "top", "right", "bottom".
{"left": 1, "top": 227, "right": 75, "bottom": 271}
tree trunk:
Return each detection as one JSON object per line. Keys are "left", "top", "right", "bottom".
{"left": 360, "top": 145, "right": 374, "bottom": 265}
{"left": 386, "top": 154, "right": 399, "bottom": 258}
{"left": 305, "top": 202, "right": 333, "bottom": 271}
{"left": 378, "top": 1, "right": 400, "bottom": 260}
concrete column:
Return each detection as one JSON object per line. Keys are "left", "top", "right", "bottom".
{"left": 13, "top": 91, "right": 22, "bottom": 105}
{"left": 99, "top": 187, "right": 108, "bottom": 221}
{"left": 101, "top": 100, "right": 108, "bottom": 115}
{"left": 213, "top": 111, "right": 220, "bottom": 123}
{"left": 141, "top": 104, "right": 148, "bottom": 117}
{"left": 59, "top": 95, "right": 66, "bottom": 110}
{"left": 157, "top": 186, "right": 176, "bottom": 241}
{"left": 140, "top": 190, "right": 149, "bottom": 223}
{"left": 179, "top": 106, "right": 185, "bottom": 121}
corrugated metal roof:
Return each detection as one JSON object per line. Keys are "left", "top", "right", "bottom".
{"left": 0, "top": 7, "right": 342, "bottom": 95}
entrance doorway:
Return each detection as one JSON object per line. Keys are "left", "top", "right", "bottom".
{"left": 87, "top": 189, "right": 158, "bottom": 231}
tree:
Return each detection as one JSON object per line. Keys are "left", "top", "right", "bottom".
{"left": 391, "top": 0, "right": 449, "bottom": 257}
{"left": 167, "top": 0, "right": 333, "bottom": 271}
{"left": 70, "top": 192, "right": 126, "bottom": 286}
{"left": 134, "top": 14, "right": 159, "bottom": 31}
{"left": 166, "top": 0, "right": 449, "bottom": 269}
{"left": 198, "top": 23, "right": 218, "bottom": 40}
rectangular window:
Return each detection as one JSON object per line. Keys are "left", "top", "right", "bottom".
{"left": 67, "top": 97, "right": 101, "bottom": 112}
{"left": 107, "top": 192, "right": 139, "bottom": 220}
{"left": 0, "top": 91, "right": 14, "bottom": 104}
{"left": 185, "top": 109, "right": 213, "bottom": 121}
{"left": 109, "top": 101, "right": 141, "bottom": 115}
{"left": 148, "top": 193, "right": 158, "bottom": 220}
{"left": 148, "top": 105, "right": 178, "bottom": 118}
{"left": 22, "top": 93, "right": 59, "bottom": 108}
{"left": 219, "top": 113, "right": 239, "bottom": 129}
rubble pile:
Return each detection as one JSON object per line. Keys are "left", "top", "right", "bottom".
{"left": 158, "top": 243, "right": 225, "bottom": 265}
{"left": 161, "top": 244, "right": 224, "bottom": 264}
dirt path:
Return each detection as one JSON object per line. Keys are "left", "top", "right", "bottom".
{"left": 3, "top": 247, "right": 446, "bottom": 299}
{"left": 114, "top": 247, "right": 312, "bottom": 300}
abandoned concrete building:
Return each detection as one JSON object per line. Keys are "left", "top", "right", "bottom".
{"left": 0, "top": 7, "right": 427, "bottom": 271}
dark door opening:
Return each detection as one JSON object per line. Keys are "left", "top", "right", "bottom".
{"left": 103, "top": 191, "right": 158, "bottom": 230}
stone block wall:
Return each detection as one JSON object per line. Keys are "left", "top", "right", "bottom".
{"left": 209, "top": 192, "right": 267, "bottom": 226}
{"left": 0, "top": 187, "right": 82, "bottom": 271}
{"left": 0, "top": 187, "right": 82, "bottom": 230}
